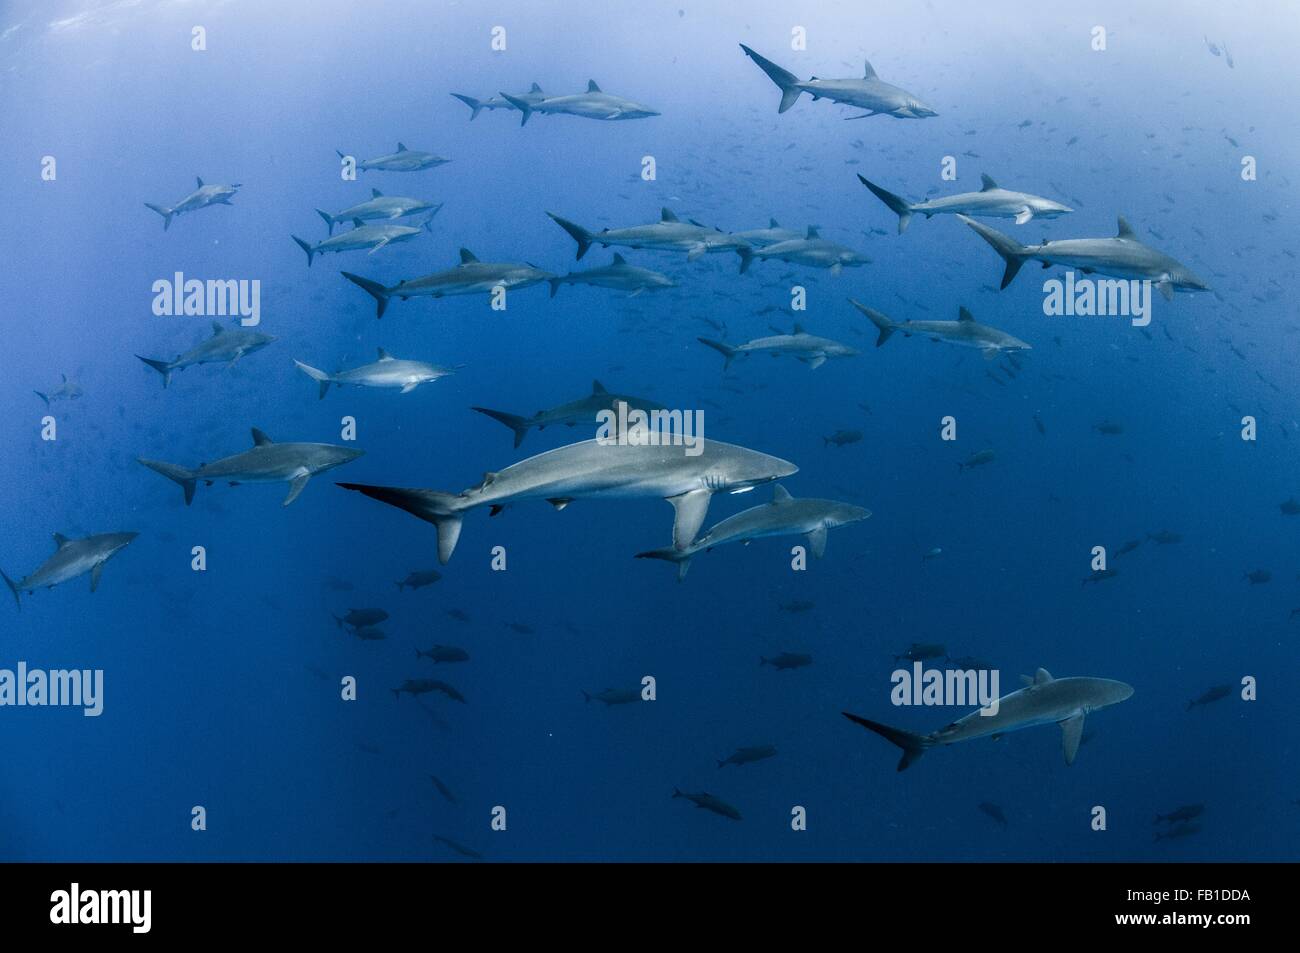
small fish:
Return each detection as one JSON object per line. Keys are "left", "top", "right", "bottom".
{"left": 1147, "top": 530, "right": 1183, "bottom": 545}
{"left": 1093, "top": 420, "right": 1124, "bottom": 435}
{"left": 505, "top": 622, "right": 535, "bottom": 635}
{"left": 778, "top": 599, "right": 815, "bottom": 613}
{"left": 977, "top": 801, "right": 1008, "bottom": 826}
{"left": 416, "top": 644, "right": 470, "bottom": 663}
{"left": 396, "top": 569, "right": 443, "bottom": 591}
{"left": 1186, "top": 685, "right": 1232, "bottom": 710}
{"left": 1155, "top": 804, "right": 1204, "bottom": 824}
{"left": 717, "top": 745, "right": 777, "bottom": 768}
{"left": 761, "top": 652, "right": 812, "bottom": 670}
{"left": 922, "top": 547, "right": 943, "bottom": 561}
{"left": 1279, "top": 498, "right": 1300, "bottom": 516}
{"left": 1082, "top": 569, "right": 1119, "bottom": 586}
{"left": 958, "top": 449, "right": 996, "bottom": 471}
{"left": 334, "top": 608, "right": 388, "bottom": 629}
{"left": 582, "top": 686, "right": 642, "bottom": 706}
{"left": 823, "top": 429, "right": 864, "bottom": 447}
{"left": 430, "top": 775, "right": 459, "bottom": 804}
{"left": 1243, "top": 569, "right": 1271, "bottom": 584}
{"left": 672, "top": 788, "right": 742, "bottom": 820}
{"left": 894, "top": 642, "right": 946, "bottom": 662}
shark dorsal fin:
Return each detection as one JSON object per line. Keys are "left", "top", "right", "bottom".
{"left": 863, "top": 60, "right": 877, "bottom": 79}
{"left": 1034, "top": 668, "right": 1054, "bottom": 685}
{"left": 587, "top": 80, "right": 601, "bottom": 92}
{"left": 958, "top": 307, "right": 974, "bottom": 322}
{"left": 371, "top": 188, "right": 383, "bottom": 197}
{"left": 251, "top": 428, "right": 274, "bottom": 447}
{"left": 196, "top": 176, "right": 204, "bottom": 187}
{"left": 211, "top": 321, "right": 225, "bottom": 336}
{"left": 352, "top": 218, "right": 365, "bottom": 228}
{"left": 61, "top": 373, "right": 68, "bottom": 383}
{"left": 769, "top": 218, "right": 780, "bottom": 228}
{"left": 459, "top": 248, "right": 479, "bottom": 264}
{"left": 1116, "top": 216, "right": 1136, "bottom": 239}
{"left": 530, "top": 82, "right": 543, "bottom": 92}
{"left": 660, "top": 208, "right": 679, "bottom": 222}
{"left": 806, "top": 226, "right": 820, "bottom": 239}
{"left": 377, "top": 347, "right": 393, "bottom": 361}
{"left": 792, "top": 322, "right": 806, "bottom": 334}
{"left": 611, "top": 253, "right": 627, "bottom": 265}
{"left": 53, "top": 532, "right": 71, "bottom": 549}
{"left": 592, "top": 380, "right": 608, "bottom": 394}
{"left": 771, "top": 484, "right": 793, "bottom": 503}
{"left": 980, "top": 174, "right": 998, "bottom": 191}
{"left": 396, "top": 142, "right": 408, "bottom": 152}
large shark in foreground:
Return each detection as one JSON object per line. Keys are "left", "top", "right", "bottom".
{"left": 472, "top": 381, "right": 668, "bottom": 449}
{"left": 843, "top": 668, "right": 1134, "bottom": 770}
{"left": 144, "top": 177, "right": 241, "bottom": 230}
{"left": 315, "top": 190, "right": 442, "bottom": 235}
{"left": 637, "top": 484, "right": 870, "bottom": 579}
{"left": 698, "top": 325, "right": 858, "bottom": 370}
{"left": 859, "top": 173, "right": 1073, "bottom": 232}
{"left": 960, "top": 215, "right": 1210, "bottom": 299}
{"left": 341, "top": 249, "right": 554, "bottom": 318}
{"left": 2, "top": 532, "right": 138, "bottom": 609}
{"left": 139, "top": 428, "right": 363, "bottom": 506}
{"left": 337, "top": 438, "right": 798, "bottom": 564}
{"left": 740, "top": 45, "right": 937, "bottom": 118}
{"left": 337, "top": 143, "right": 450, "bottom": 172}
{"left": 850, "top": 300, "right": 1031, "bottom": 357}
{"left": 548, "top": 209, "right": 753, "bottom": 270}
{"left": 136, "top": 322, "right": 277, "bottom": 388}
{"left": 501, "top": 81, "right": 659, "bottom": 124}
{"left": 294, "top": 348, "right": 457, "bottom": 398}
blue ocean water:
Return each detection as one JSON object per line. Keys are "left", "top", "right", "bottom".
{"left": 0, "top": 0, "right": 1295, "bottom": 862}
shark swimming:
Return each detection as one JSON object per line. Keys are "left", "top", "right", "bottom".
{"left": 548, "top": 254, "right": 676, "bottom": 297}
{"left": 636, "top": 484, "right": 871, "bottom": 579}
{"left": 698, "top": 325, "right": 859, "bottom": 370}
{"left": 740, "top": 45, "right": 937, "bottom": 118}
{"left": 2, "top": 532, "right": 138, "bottom": 609}
{"left": 472, "top": 380, "right": 668, "bottom": 449}
{"left": 138, "top": 428, "right": 363, "bottom": 507}
{"left": 500, "top": 80, "right": 659, "bottom": 125}
{"left": 450, "top": 83, "right": 548, "bottom": 119}
{"left": 341, "top": 249, "right": 554, "bottom": 318}
{"left": 144, "top": 177, "right": 241, "bottom": 230}
{"left": 747, "top": 226, "right": 871, "bottom": 274}
{"left": 294, "top": 348, "right": 458, "bottom": 398}
{"left": 731, "top": 219, "right": 807, "bottom": 247}
{"left": 315, "top": 190, "right": 442, "bottom": 235}
{"left": 859, "top": 173, "right": 1073, "bottom": 232}
{"left": 136, "top": 322, "right": 277, "bottom": 388}
{"left": 850, "top": 300, "right": 1031, "bottom": 357}
{"left": 337, "top": 438, "right": 798, "bottom": 564}
{"left": 34, "top": 374, "right": 83, "bottom": 407}
{"left": 843, "top": 668, "right": 1134, "bottom": 770}
{"left": 291, "top": 221, "right": 423, "bottom": 266}
{"left": 337, "top": 143, "right": 450, "bottom": 173}
{"left": 548, "top": 209, "right": 753, "bottom": 271}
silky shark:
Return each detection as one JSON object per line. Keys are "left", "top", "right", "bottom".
{"left": 336, "top": 143, "right": 450, "bottom": 173}
{"left": 316, "top": 190, "right": 442, "bottom": 235}
{"left": 859, "top": 173, "right": 1073, "bottom": 233}
{"left": 145, "top": 177, "right": 241, "bottom": 231}
{"left": 292, "top": 221, "right": 423, "bottom": 267}
{"left": 34, "top": 374, "right": 82, "bottom": 407}
{"left": 294, "top": 348, "right": 458, "bottom": 398}
{"left": 960, "top": 214, "right": 1211, "bottom": 300}
{"left": 850, "top": 300, "right": 1031, "bottom": 358}
{"left": 450, "top": 83, "right": 547, "bottom": 119}
{"left": 748, "top": 226, "right": 871, "bottom": 274}
{"left": 2, "top": 532, "right": 138, "bottom": 610}
{"left": 136, "top": 322, "right": 277, "bottom": 388}
{"left": 636, "top": 484, "right": 870, "bottom": 580}
{"left": 731, "top": 218, "right": 808, "bottom": 247}
{"left": 337, "top": 438, "right": 798, "bottom": 564}
{"left": 341, "top": 249, "right": 554, "bottom": 318}
{"left": 472, "top": 380, "right": 668, "bottom": 449}
{"left": 500, "top": 81, "right": 660, "bottom": 125}
{"left": 548, "top": 254, "right": 676, "bottom": 297}
{"left": 698, "top": 325, "right": 858, "bottom": 370}
{"left": 548, "top": 209, "right": 754, "bottom": 271}
{"left": 740, "top": 45, "right": 937, "bottom": 118}
{"left": 139, "top": 428, "right": 363, "bottom": 507}
{"left": 843, "top": 668, "right": 1134, "bottom": 770}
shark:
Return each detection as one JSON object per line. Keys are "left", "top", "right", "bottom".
{"left": 636, "top": 484, "right": 871, "bottom": 580}
{"left": 336, "top": 143, "right": 450, "bottom": 173}
{"left": 698, "top": 325, "right": 859, "bottom": 370}
{"left": 34, "top": 374, "right": 83, "bottom": 407}
{"left": 144, "top": 177, "right": 241, "bottom": 230}
{"left": 341, "top": 249, "right": 554, "bottom": 318}
{"left": 731, "top": 218, "right": 808, "bottom": 247}
{"left": 136, "top": 322, "right": 277, "bottom": 388}
{"left": 548, "top": 209, "right": 754, "bottom": 271}
{"left": 500, "top": 80, "right": 660, "bottom": 125}
{"left": 850, "top": 300, "right": 1031, "bottom": 357}
{"left": 548, "top": 254, "right": 676, "bottom": 297}
{"left": 315, "top": 190, "right": 442, "bottom": 235}
{"left": 473, "top": 380, "right": 668, "bottom": 449}
{"left": 740, "top": 45, "right": 937, "bottom": 118}
{"left": 843, "top": 668, "right": 1134, "bottom": 770}
{"left": 959, "top": 214, "right": 1211, "bottom": 299}
{"left": 138, "top": 428, "right": 363, "bottom": 507}
{"left": 337, "top": 437, "right": 798, "bottom": 564}
{"left": 748, "top": 226, "right": 871, "bottom": 274}
{"left": 859, "top": 173, "right": 1073, "bottom": 232}
{"left": 294, "top": 348, "right": 458, "bottom": 398}
{"left": 450, "top": 83, "right": 548, "bottom": 119}
{"left": 2, "top": 532, "right": 138, "bottom": 609}
{"left": 291, "top": 220, "right": 423, "bottom": 266}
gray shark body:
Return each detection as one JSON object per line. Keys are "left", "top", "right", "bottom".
{"left": 698, "top": 325, "right": 858, "bottom": 370}
{"left": 2, "top": 531, "right": 138, "bottom": 609}
{"left": 139, "top": 428, "right": 363, "bottom": 507}
{"left": 341, "top": 248, "right": 553, "bottom": 318}
{"left": 292, "top": 221, "right": 422, "bottom": 266}
{"left": 34, "top": 374, "right": 83, "bottom": 407}
{"left": 844, "top": 668, "right": 1134, "bottom": 770}
{"left": 501, "top": 81, "right": 659, "bottom": 125}
{"left": 144, "top": 177, "right": 241, "bottom": 230}
{"left": 338, "top": 437, "right": 798, "bottom": 564}
{"left": 731, "top": 219, "right": 806, "bottom": 247}
{"left": 548, "top": 209, "right": 753, "bottom": 271}
{"left": 740, "top": 45, "right": 937, "bottom": 118}
{"left": 136, "top": 322, "right": 277, "bottom": 388}
{"left": 315, "top": 190, "right": 442, "bottom": 235}
{"left": 451, "top": 83, "right": 547, "bottom": 119}
{"left": 859, "top": 174, "right": 1073, "bottom": 233}
{"left": 294, "top": 348, "right": 456, "bottom": 398}
{"left": 548, "top": 254, "right": 676, "bottom": 297}
{"left": 473, "top": 380, "right": 668, "bottom": 449}
{"left": 750, "top": 226, "right": 871, "bottom": 274}
{"left": 851, "top": 300, "right": 1031, "bottom": 357}
{"left": 338, "top": 143, "right": 449, "bottom": 172}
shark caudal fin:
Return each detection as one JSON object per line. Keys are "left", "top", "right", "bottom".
{"left": 144, "top": 202, "right": 175, "bottom": 231}
{"left": 340, "top": 272, "right": 391, "bottom": 319}
{"left": 450, "top": 93, "right": 485, "bottom": 120}
{"left": 847, "top": 299, "right": 897, "bottom": 347}
{"left": 135, "top": 355, "right": 174, "bottom": 388}
{"left": 336, "top": 484, "right": 467, "bottom": 565}
{"left": 470, "top": 407, "right": 531, "bottom": 449}
{"left": 739, "top": 45, "right": 803, "bottom": 113}
{"left": 315, "top": 208, "right": 336, "bottom": 235}
{"left": 957, "top": 215, "right": 1029, "bottom": 289}
{"left": 291, "top": 236, "right": 315, "bottom": 267}
{"left": 857, "top": 175, "right": 914, "bottom": 233}
{"left": 1, "top": 568, "right": 20, "bottom": 611}
{"left": 697, "top": 337, "right": 739, "bottom": 370}
{"left": 294, "top": 360, "right": 333, "bottom": 399}
{"left": 737, "top": 245, "right": 754, "bottom": 274}
{"left": 546, "top": 212, "right": 593, "bottom": 260}
{"left": 842, "top": 712, "right": 932, "bottom": 771}
{"left": 499, "top": 92, "right": 533, "bottom": 126}
{"left": 137, "top": 458, "right": 198, "bottom": 506}
{"left": 634, "top": 547, "right": 694, "bottom": 582}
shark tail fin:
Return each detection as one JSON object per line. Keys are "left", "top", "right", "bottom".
{"left": 336, "top": 484, "right": 467, "bottom": 565}
{"left": 135, "top": 355, "right": 174, "bottom": 388}
{"left": 842, "top": 712, "right": 932, "bottom": 771}
{"left": 1, "top": 568, "right": 20, "bottom": 611}
{"left": 737, "top": 245, "right": 754, "bottom": 274}
{"left": 291, "top": 235, "right": 315, "bottom": 267}
{"left": 697, "top": 337, "right": 738, "bottom": 370}
{"left": 470, "top": 407, "right": 530, "bottom": 449}
{"left": 847, "top": 299, "right": 896, "bottom": 347}
{"left": 294, "top": 360, "right": 332, "bottom": 399}
{"left": 739, "top": 44, "right": 803, "bottom": 113}
{"left": 340, "top": 271, "right": 391, "bottom": 319}
{"left": 314, "top": 208, "right": 336, "bottom": 236}
{"left": 546, "top": 212, "right": 593, "bottom": 260}
{"left": 959, "top": 215, "right": 1029, "bottom": 289}
{"left": 34, "top": 391, "right": 49, "bottom": 407}
{"left": 144, "top": 202, "right": 174, "bottom": 231}
{"left": 500, "top": 92, "right": 532, "bottom": 125}
{"left": 138, "top": 458, "right": 198, "bottom": 506}
{"left": 450, "top": 93, "right": 484, "bottom": 120}
{"left": 581, "top": 690, "right": 591, "bottom": 703}
{"left": 634, "top": 547, "right": 693, "bottom": 581}
{"left": 857, "top": 175, "right": 914, "bottom": 233}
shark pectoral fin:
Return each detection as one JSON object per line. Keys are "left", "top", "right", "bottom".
{"left": 806, "top": 525, "right": 828, "bottom": 558}
{"left": 546, "top": 498, "right": 573, "bottom": 510}
{"left": 807, "top": 354, "right": 827, "bottom": 369}
{"left": 982, "top": 348, "right": 999, "bottom": 361}
{"left": 830, "top": 263, "right": 843, "bottom": 277}
{"left": 667, "top": 488, "right": 712, "bottom": 550}
{"left": 367, "top": 238, "right": 391, "bottom": 256}
{"left": 1014, "top": 207, "right": 1033, "bottom": 225}
{"left": 283, "top": 472, "right": 311, "bottom": 506}
{"left": 627, "top": 288, "right": 645, "bottom": 298}
{"left": 90, "top": 562, "right": 104, "bottom": 593}
{"left": 1060, "top": 712, "right": 1085, "bottom": 765}
{"left": 1156, "top": 279, "right": 1174, "bottom": 301}
{"left": 399, "top": 382, "right": 419, "bottom": 394}
{"left": 685, "top": 243, "right": 707, "bottom": 262}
